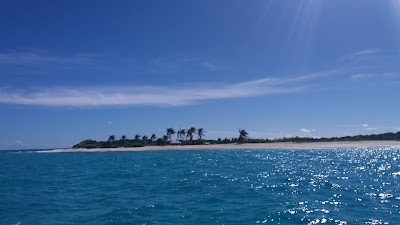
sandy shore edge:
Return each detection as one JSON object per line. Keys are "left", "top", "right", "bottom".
{"left": 41, "top": 141, "right": 400, "bottom": 153}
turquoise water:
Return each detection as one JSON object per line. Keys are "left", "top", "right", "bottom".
{"left": 1, "top": 148, "right": 400, "bottom": 225}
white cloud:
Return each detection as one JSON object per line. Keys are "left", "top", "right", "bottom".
{"left": 300, "top": 128, "right": 311, "bottom": 133}
{"left": 0, "top": 75, "right": 316, "bottom": 107}
{"left": 107, "top": 121, "right": 112, "bottom": 124}
{"left": 362, "top": 124, "right": 377, "bottom": 131}
{"left": 300, "top": 128, "right": 316, "bottom": 133}
{"left": 15, "top": 140, "right": 28, "bottom": 147}
{"left": 298, "top": 128, "right": 317, "bottom": 138}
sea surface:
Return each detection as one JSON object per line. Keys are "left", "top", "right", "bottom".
{"left": 1, "top": 148, "right": 400, "bottom": 225}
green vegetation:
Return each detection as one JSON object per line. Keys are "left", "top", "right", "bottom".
{"left": 238, "top": 129, "right": 249, "bottom": 143}
{"left": 166, "top": 128, "right": 175, "bottom": 141}
{"left": 72, "top": 128, "right": 400, "bottom": 149}
{"left": 73, "top": 138, "right": 146, "bottom": 149}
{"left": 197, "top": 128, "right": 205, "bottom": 140}
{"left": 187, "top": 127, "right": 197, "bottom": 144}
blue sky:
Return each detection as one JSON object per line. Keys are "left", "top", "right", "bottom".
{"left": 1, "top": 0, "right": 400, "bottom": 149}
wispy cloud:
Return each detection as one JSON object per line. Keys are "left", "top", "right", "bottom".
{"left": 351, "top": 74, "right": 375, "bottom": 80}
{"left": 340, "top": 48, "right": 383, "bottom": 65}
{"left": 15, "top": 140, "right": 28, "bottom": 147}
{"left": 147, "top": 55, "right": 221, "bottom": 72}
{"left": 148, "top": 55, "right": 194, "bottom": 71}
{"left": 351, "top": 72, "right": 400, "bottom": 80}
{"left": 342, "top": 48, "right": 381, "bottom": 61}
{"left": 200, "top": 62, "right": 218, "bottom": 71}
{"left": 0, "top": 51, "right": 99, "bottom": 67}
{"left": 338, "top": 49, "right": 400, "bottom": 85}
{"left": 0, "top": 75, "right": 316, "bottom": 107}
{"left": 0, "top": 51, "right": 223, "bottom": 74}
{"left": 351, "top": 49, "right": 381, "bottom": 57}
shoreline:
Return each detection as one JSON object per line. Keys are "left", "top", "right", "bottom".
{"left": 42, "top": 140, "right": 400, "bottom": 153}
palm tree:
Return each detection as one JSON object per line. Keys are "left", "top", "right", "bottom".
{"left": 150, "top": 134, "right": 157, "bottom": 142}
{"left": 108, "top": 135, "right": 115, "bottom": 142}
{"left": 187, "top": 127, "right": 196, "bottom": 143}
{"left": 166, "top": 128, "right": 175, "bottom": 141}
{"left": 134, "top": 133, "right": 141, "bottom": 141}
{"left": 120, "top": 135, "right": 127, "bottom": 146}
{"left": 180, "top": 129, "right": 186, "bottom": 142}
{"left": 163, "top": 135, "right": 169, "bottom": 141}
{"left": 238, "top": 129, "right": 249, "bottom": 143}
{"left": 197, "top": 128, "right": 205, "bottom": 140}
{"left": 142, "top": 135, "right": 148, "bottom": 144}
{"left": 177, "top": 128, "right": 182, "bottom": 141}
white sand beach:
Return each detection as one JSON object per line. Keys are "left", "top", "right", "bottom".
{"left": 42, "top": 141, "right": 400, "bottom": 153}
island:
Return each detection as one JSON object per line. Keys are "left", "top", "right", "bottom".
{"left": 42, "top": 128, "right": 400, "bottom": 153}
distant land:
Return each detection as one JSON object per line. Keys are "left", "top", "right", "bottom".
{"left": 72, "top": 128, "right": 400, "bottom": 149}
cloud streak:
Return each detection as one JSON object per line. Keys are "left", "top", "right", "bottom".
{"left": 351, "top": 72, "right": 400, "bottom": 80}
{"left": 147, "top": 55, "right": 221, "bottom": 72}
{"left": 0, "top": 75, "right": 315, "bottom": 107}
{"left": 351, "top": 49, "right": 381, "bottom": 57}
{"left": 0, "top": 51, "right": 100, "bottom": 67}
{"left": 339, "top": 48, "right": 385, "bottom": 66}
{"left": 342, "top": 48, "right": 381, "bottom": 61}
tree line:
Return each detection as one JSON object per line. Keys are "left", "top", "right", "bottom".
{"left": 73, "top": 127, "right": 229, "bottom": 149}
{"left": 72, "top": 128, "right": 400, "bottom": 149}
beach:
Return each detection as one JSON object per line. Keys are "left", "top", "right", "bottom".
{"left": 43, "top": 140, "right": 400, "bottom": 153}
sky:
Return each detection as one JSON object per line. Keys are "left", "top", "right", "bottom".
{"left": 1, "top": 0, "right": 400, "bottom": 149}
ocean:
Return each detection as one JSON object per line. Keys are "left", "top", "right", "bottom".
{"left": 0, "top": 148, "right": 399, "bottom": 225}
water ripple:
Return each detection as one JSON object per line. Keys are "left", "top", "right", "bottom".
{"left": 0, "top": 148, "right": 399, "bottom": 224}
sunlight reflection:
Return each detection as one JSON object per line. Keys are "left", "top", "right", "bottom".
{"left": 389, "top": 0, "right": 400, "bottom": 46}
{"left": 285, "top": 0, "right": 323, "bottom": 60}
